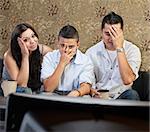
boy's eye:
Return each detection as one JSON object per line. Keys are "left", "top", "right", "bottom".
{"left": 68, "top": 45, "right": 75, "bottom": 49}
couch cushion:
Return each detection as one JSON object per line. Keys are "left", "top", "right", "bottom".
{"left": 132, "top": 71, "right": 149, "bottom": 101}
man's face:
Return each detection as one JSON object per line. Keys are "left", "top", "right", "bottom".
{"left": 58, "top": 36, "right": 80, "bottom": 55}
{"left": 102, "top": 23, "right": 122, "bottom": 48}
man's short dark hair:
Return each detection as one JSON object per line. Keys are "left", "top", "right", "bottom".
{"left": 58, "top": 24, "right": 79, "bottom": 42}
{"left": 101, "top": 11, "right": 124, "bottom": 30}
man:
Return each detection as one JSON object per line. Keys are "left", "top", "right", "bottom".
{"left": 41, "top": 25, "right": 95, "bottom": 97}
{"left": 86, "top": 12, "right": 141, "bottom": 100}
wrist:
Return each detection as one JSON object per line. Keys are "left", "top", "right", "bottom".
{"left": 116, "top": 47, "right": 124, "bottom": 53}
{"left": 59, "top": 61, "right": 66, "bottom": 68}
{"left": 75, "top": 89, "right": 81, "bottom": 96}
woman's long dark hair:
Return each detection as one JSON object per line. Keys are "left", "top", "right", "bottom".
{"left": 10, "top": 23, "right": 42, "bottom": 91}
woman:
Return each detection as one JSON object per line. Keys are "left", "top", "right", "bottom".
{"left": 2, "top": 23, "right": 53, "bottom": 93}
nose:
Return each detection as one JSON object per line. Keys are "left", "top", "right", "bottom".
{"left": 64, "top": 45, "right": 69, "bottom": 52}
{"left": 30, "top": 38, "right": 34, "bottom": 43}
{"left": 108, "top": 37, "right": 112, "bottom": 42}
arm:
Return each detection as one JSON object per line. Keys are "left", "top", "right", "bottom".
{"left": 67, "top": 83, "right": 91, "bottom": 97}
{"left": 43, "top": 51, "right": 74, "bottom": 92}
{"left": 68, "top": 56, "right": 95, "bottom": 97}
{"left": 109, "top": 25, "right": 136, "bottom": 85}
{"left": 43, "top": 61, "right": 65, "bottom": 92}
{"left": 117, "top": 51, "right": 136, "bottom": 85}
{"left": 4, "top": 50, "right": 29, "bottom": 87}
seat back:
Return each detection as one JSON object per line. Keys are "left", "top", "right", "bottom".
{"left": 132, "top": 71, "right": 150, "bottom": 101}
{"left": 0, "top": 58, "right": 4, "bottom": 96}
{"left": 0, "top": 58, "right": 3, "bottom": 79}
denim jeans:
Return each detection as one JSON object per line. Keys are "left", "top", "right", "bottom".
{"left": 117, "top": 89, "right": 140, "bottom": 100}
{"left": 16, "top": 86, "right": 32, "bottom": 94}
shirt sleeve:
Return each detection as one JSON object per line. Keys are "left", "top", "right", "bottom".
{"left": 127, "top": 45, "right": 141, "bottom": 79}
{"left": 40, "top": 53, "right": 56, "bottom": 82}
{"left": 79, "top": 57, "right": 96, "bottom": 87}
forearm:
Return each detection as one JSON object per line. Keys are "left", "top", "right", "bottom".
{"left": 117, "top": 52, "right": 135, "bottom": 85}
{"left": 68, "top": 83, "right": 91, "bottom": 97}
{"left": 44, "top": 62, "right": 65, "bottom": 92}
{"left": 17, "top": 56, "right": 29, "bottom": 87}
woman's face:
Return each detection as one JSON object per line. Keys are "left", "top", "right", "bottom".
{"left": 19, "top": 28, "right": 38, "bottom": 51}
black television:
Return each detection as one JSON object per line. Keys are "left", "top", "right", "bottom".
{"left": 5, "top": 93, "right": 149, "bottom": 131}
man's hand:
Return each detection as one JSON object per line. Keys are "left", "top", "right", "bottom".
{"left": 109, "top": 25, "right": 124, "bottom": 49}
{"left": 67, "top": 90, "right": 80, "bottom": 97}
{"left": 90, "top": 88, "right": 101, "bottom": 97}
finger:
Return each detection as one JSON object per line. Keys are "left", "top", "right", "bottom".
{"left": 17, "top": 37, "right": 24, "bottom": 48}
{"left": 17, "top": 37, "right": 21, "bottom": 44}
{"left": 68, "top": 51, "right": 75, "bottom": 58}
{"left": 109, "top": 26, "right": 117, "bottom": 38}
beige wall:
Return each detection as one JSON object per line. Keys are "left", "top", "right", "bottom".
{"left": 0, "top": 0, "right": 150, "bottom": 71}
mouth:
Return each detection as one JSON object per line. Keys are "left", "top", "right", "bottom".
{"left": 30, "top": 44, "right": 37, "bottom": 50}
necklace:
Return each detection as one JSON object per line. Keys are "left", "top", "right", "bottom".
{"left": 106, "top": 49, "right": 117, "bottom": 70}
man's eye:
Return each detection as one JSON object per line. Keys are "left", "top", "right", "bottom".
{"left": 106, "top": 33, "right": 110, "bottom": 36}
{"left": 60, "top": 44, "right": 65, "bottom": 47}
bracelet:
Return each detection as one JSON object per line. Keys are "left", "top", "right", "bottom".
{"left": 75, "top": 89, "right": 81, "bottom": 96}
{"left": 116, "top": 47, "right": 124, "bottom": 53}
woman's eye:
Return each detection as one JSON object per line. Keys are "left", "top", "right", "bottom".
{"left": 32, "top": 34, "right": 36, "bottom": 38}
{"left": 23, "top": 39, "right": 28, "bottom": 42}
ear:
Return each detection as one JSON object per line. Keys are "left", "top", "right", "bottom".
{"left": 77, "top": 41, "right": 80, "bottom": 48}
{"left": 56, "top": 39, "right": 60, "bottom": 49}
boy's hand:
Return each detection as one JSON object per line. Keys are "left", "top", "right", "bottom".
{"left": 60, "top": 50, "right": 75, "bottom": 66}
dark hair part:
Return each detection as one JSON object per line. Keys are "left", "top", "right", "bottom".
{"left": 10, "top": 23, "right": 42, "bottom": 91}
{"left": 101, "top": 11, "right": 124, "bottom": 30}
{"left": 58, "top": 24, "right": 79, "bottom": 42}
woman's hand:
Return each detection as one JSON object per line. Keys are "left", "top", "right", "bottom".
{"left": 17, "top": 37, "right": 29, "bottom": 57}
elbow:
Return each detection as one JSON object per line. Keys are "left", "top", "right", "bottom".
{"left": 123, "top": 79, "right": 133, "bottom": 85}
{"left": 43, "top": 80, "right": 54, "bottom": 92}
{"left": 122, "top": 76, "right": 135, "bottom": 85}
{"left": 44, "top": 84, "right": 52, "bottom": 92}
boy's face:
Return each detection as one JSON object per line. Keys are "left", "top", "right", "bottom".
{"left": 58, "top": 36, "right": 80, "bottom": 55}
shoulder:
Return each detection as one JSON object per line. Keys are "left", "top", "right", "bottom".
{"left": 86, "top": 41, "right": 103, "bottom": 55}
{"left": 3, "top": 49, "right": 17, "bottom": 67}
{"left": 4, "top": 49, "right": 13, "bottom": 62}
{"left": 124, "top": 40, "right": 141, "bottom": 52}
{"left": 43, "top": 50, "right": 59, "bottom": 61}
{"left": 39, "top": 44, "right": 53, "bottom": 56}
{"left": 76, "top": 50, "right": 93, "bottom": 64}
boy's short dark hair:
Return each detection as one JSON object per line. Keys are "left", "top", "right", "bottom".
{"left": 58, "top": 25, "right": 79, "bottom": 42}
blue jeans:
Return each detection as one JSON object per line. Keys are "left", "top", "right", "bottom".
{"left": 117, "top": 89, "right": 140, "bottom": 100}
{"left": 16, "top": 86, "right": 32, "bottom": 94}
